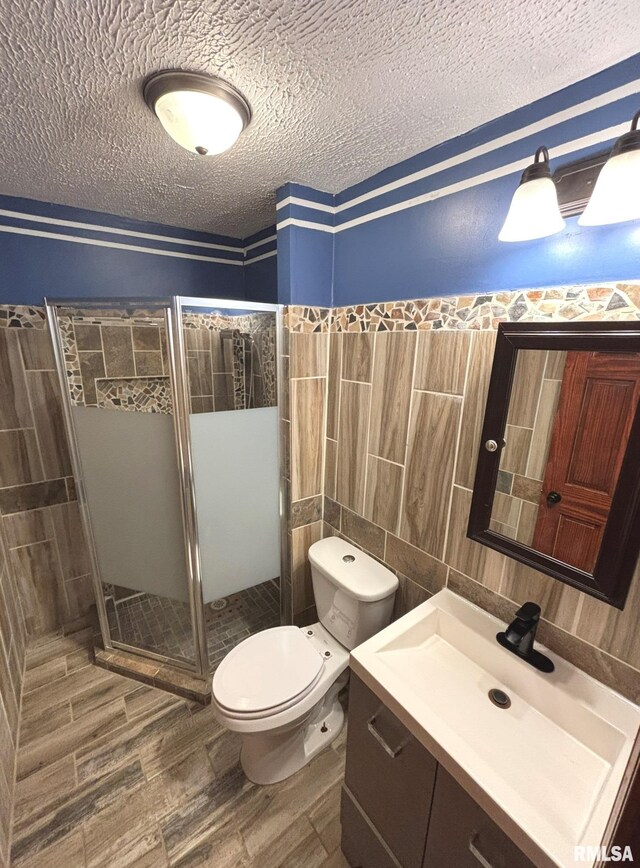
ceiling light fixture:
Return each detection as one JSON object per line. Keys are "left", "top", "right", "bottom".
{"left": 578, "top": 110, "right": 640, "bottom": 226}
{"left": 498, "top": 146, "right": 565, "bottom": 242}
{"left": 144, "top": 70, "right": 252, "bottom": 157}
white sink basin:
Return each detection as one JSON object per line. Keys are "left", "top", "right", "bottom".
{"left": 350, "top": 589, "right": 640, "bottom": 868}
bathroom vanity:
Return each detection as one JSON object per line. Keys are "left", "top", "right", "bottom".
{"left": 340, "top": 590, "right": 640, "bottom": 868}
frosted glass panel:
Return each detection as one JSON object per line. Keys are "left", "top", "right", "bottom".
{"left": 190, "top": 406, "right": 280, "bottom": 601}
{"left": 72, "top": 406, "right": 190, "bottom": 603}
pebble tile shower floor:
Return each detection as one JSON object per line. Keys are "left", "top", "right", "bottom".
{"left": 108, "top": 579, "right": 281, "bottom": 669}
{"left": 11, "top": 622, "right": 348, "bottom": 868}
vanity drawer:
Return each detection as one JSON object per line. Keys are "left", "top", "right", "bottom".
{"left": 345, "top": 673, "right": 437, "bottom": 868}
{"left": 422, "top": 768, "right": 535, "bottom": 868}
{"left": 341, "top": 786, "right": 400, "bottom": 868}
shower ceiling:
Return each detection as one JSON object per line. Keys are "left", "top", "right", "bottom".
{"left": 0, "top": 0, "right": 638, "bottom": 237}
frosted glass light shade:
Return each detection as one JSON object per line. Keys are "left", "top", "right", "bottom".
{"left": 154, "top": 90, "right": 245, "bottom": 156}
{"left": 579, "top": 149, "right": 640, "bottom": 226}
{"left": 499, "top": 177, "right": 565, "bottom": 242}
{"left": 144, "top": 71, "right": 251, "bottom": 157}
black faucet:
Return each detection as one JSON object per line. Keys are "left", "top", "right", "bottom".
{"left": 496, "top": 602, "right": 554, "bottom": 673}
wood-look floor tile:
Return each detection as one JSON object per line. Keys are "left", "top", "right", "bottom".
{"left": 320, "top": 849, "right": 350, "bottom": 867}
{"left": 25, "top": 627, "right": 94, "bottom": 670}
{"left": 124, "top": 685, "right": 184, "bottom": 723}
{"left": 11, "top": 760, "right": 144, "bottom": 865}
{"left": 170, "top": 831, "right": 248, "bottom": 868}
{"left": 21, "top": 663, "right": 113, "bottom": 718}
{"left": 71, "top": 672, "right": 143, "bottom": 720}
{"left": 307, "top": 780, "right": 342, "bottom": 855}
{"left": 66, "top": 645, "right": 93, "bottom": 673}
{"left": 240, "top": 747, "right": 343, "bottom": 858}
{"left": 13, "top": 755, "right": 76, "bottom": 829}
{"left": 76, "top": 702, "right": 191, "bottom": 784}
{"left": 145, "top": 746, "right": 216, "bottom": 826}
{"left": 11, "top": 829, "right": 84, "bottom": 868}
{"left": 138, "top": 706, "right": 219, "bottom": 780}
{"left": 22, "top": 656, "right": 67, "bottom": 694}
{"left": 18, "top": 698, "right": 127, "bottom": 780}
{"left": 83, "top": 781, "right": 153, "bottom": 868}
{"left": 249, "top": 815, "right": 328, "bottom": 868}
{"left": 18, "top": 699, "right": 72, "bottom": 748}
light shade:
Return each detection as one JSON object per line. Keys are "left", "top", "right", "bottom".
{"left": 499, "top": 147, "right": 565, "bottom": 242}
{"left": 579, "top": 111, "right": 640, "bottom": 226}
{"left": 144, "top": 71, "right": 251, "bottom": 157}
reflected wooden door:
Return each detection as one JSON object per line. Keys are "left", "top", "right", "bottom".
{"left": 532, "top": 351, "right": 640, "bottom": 572}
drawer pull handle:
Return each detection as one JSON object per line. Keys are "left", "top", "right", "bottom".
{"left": 469, "top": 834, "right": 496, "bottom": 868}
{"left": 367, "top": 713, "right": 406, "bottom": 758}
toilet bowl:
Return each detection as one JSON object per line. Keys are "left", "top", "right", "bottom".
{"left": 212, "top": 537, "right": 398, "bottom": 784}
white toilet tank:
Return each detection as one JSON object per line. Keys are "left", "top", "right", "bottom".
{"left": 308, "top": 537, "right": 399, "bottom": 650}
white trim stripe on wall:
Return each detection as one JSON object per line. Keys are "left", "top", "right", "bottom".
{"left": 0, "top": 223, "right": 245, "bottom": 265}
{"left": 244, "top": 249, "right": 278, "bottom": 265}
{"left": 276, "top": 120, "right": 630, "bottom": 235}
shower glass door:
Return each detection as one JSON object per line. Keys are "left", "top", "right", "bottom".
{"left": 47, "top": 301, "right": 198, "bottom": 670}
{"left": 176, "top": 298, "right": 282, "bottom": 671}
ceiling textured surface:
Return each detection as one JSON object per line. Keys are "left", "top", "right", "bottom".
{"left": 0, "top": 0, "right": 638, "bottom": 237}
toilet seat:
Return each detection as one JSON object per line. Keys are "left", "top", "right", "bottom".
{"left": 212, "top": 626, "right": 324, "bottom": 718}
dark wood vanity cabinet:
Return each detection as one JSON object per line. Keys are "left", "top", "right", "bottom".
{"left": 342, "top": 673, "right": 536, "bottom": 868}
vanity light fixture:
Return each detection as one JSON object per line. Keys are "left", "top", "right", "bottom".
{"left": 498, "top": 146, "right": 565, "bottom": 242}
{"left": 579, "top": 110, "right": 640, "bottom": 226}
{"left": 143, "top": 70, "right": 252, "bottom": 156}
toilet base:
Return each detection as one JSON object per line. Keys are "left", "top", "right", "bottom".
{"left": 239, "top": 672, "right": 348, "bottom": 785}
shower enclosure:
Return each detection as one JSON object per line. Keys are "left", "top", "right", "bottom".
{"left": 45, "top": 296, "right": 283, "bottom": 679}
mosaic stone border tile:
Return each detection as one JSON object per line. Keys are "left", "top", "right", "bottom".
{"left": 328, "top": 282, "right": 640, "bottom": 332}
{"left": 182, "top": 311, "right": 274, "bottom": 334}
{"left": 0, "top": 305, "right": 47, "bottom": 329}
{"left": 96, "top": 377, "right": 173, "bottom": 414}
{"left": 284, "top": 306, "right": 331, "bottom": 333}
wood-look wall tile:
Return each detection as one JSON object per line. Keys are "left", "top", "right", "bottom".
{"left": 78, "top": 350, "right": 105, "bottom": 405}
{"left": 134, "top": 351, "right": 163, "bottom": 376}
{"left": 280, "top": 356, "right": 290, "bottom": 421}
{"left": 132, "top": 325, "right": 160, "bottom": 351}
{"left": 11, "top": 540, "right": 65, "bottom": 636}
{"left": 0, "top": 330, "right": 33, "bottom": 429}
{"left": 18, "top": 329, "right": 56, "bottom": 371}
{"left": 414, "top": 330, "right": 470, "bottom": 395}
{"left": 102, "top": 326, "right": 135, "bottom": 378}
{"left": 526, "top": 379, "right": 561, "bottom": 480}
{"left": 368, "top": 332, "right": 415, "bottom": 465}
{"left": 341, "top": 333, "right": 374, "bottom": 383}
{"left": 290, "top": 334, "right": 328, "bottom": 378}
{"left": 501, "top": 558, "right": 580, "bottom": 633}
{"left": 291, "top": 379, "right": 325, "bottom": 500}
{"left": 323, "top": 497, "right": 341, "bottom": 531}
{"left": 64, "top": 575, "right": 95, "bottom": 622}
{"left": 3, "top": 509, "right": 52, "bottom": 549}
{"left": 326, "top": 334, "right": 342, "bottom": 440}
{"left": 393, "top": 574, "right": 432, "bottom": 620}
{"left": 545, "top": 349, "right": 567, "bottom": 381}
{"left": 26, "top": 371, "right": 72, "bottom": 478}
{"left": 336, "top": 381, "right": 370, "bottom": 514}
{"left": 324, "top": 438, "right": 337, "bottom": 500}
{"left": 385, "top": 534, "right": 447, "bottom": 594}
{"left": 291, "top": 521, "right": 322, "bottom": 615}
{"left": 363, "top": 455, "right": 402, "bottom": 534}
{"left": 445, "top": 486, "right": 505, "bottom": 591}
{"left": 0, "top": 430, "right": 44, "bottom": 487}
{"left": 455, "top": 331, "right": 497, "bottom": 489}
{"left": 501, "top": 425, "right": 532, "bottom": 476}
{"left": 341, "top": 508, "right": 385, "bottom": 560}
{"left": 507, "top": 350, "right": 547, "bottom": 428}
{"left": 74, "top": 324, "right": 102, "bottom": 351}
{"left": 575, "top": 562, "right": 640, "bottom": 671}
{"left": 400, "top": 391, "right": 461, "bottom": 558}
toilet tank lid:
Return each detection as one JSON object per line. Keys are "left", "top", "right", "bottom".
{"left": 308, "top": 537, "right": 398, "bottom": 602}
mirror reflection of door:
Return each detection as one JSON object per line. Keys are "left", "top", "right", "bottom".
{"left": 532, "top": 352, "right": 640, "bottom": 572}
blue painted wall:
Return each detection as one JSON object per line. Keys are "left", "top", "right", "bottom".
{"left": 277, "top": 53, "right": 640, "bottom": 307}
{"left": 0, "top": 195, "right": 277, "bottom": 306}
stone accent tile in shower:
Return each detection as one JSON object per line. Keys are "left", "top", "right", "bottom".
{"left": 102, "top": 325, "right": 135, "bottom": 379}
{"left": 96, "top": 376, "right": 172, "bottom": 414}
{"left": 133, "top": 350, "right": 163, "bottom": 376}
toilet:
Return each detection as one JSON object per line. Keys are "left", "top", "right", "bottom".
{"left": 211, "top": 536, "right": 398, "bottom": 784}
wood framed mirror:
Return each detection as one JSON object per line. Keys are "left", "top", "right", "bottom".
{"left": 467, "top": 322, "right": 640, "bottom": 609}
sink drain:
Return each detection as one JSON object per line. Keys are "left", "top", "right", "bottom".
{"left": 488, "top": 688, "right": 511, "bottom": 709}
